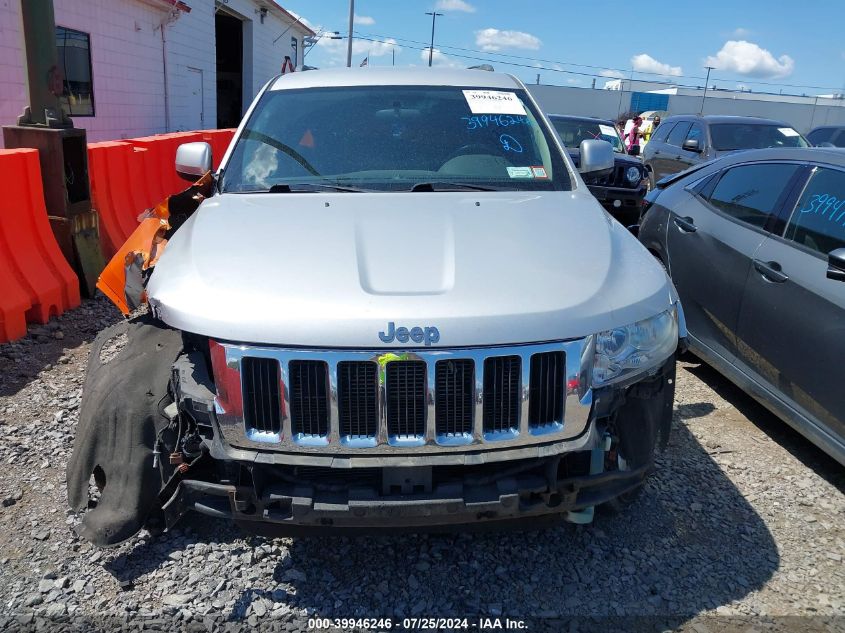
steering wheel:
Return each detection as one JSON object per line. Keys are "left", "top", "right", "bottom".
{"left": 442, "top": 143, "right": 500, "bottom": 163}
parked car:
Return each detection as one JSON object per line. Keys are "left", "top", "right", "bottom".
{"left": 642, "top": 115, "right": 809, "bottom": 186}
{"left": 807, "top": 125, "right": 845, "bottom": 148}
{"left": 639, "top": 147, "right": 845, "bottom": 465}
{"left": 547, "top": 114, "right": 648, "bottom": 224}
{"left": 68, "top": 68, "right": 685, "bottom": 546}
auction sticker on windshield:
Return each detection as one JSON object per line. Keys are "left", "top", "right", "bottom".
{"left": 778, "top": 127, "right": 799, "bottom": 137}
{"left": 507, "top": 166, "right": 534, "bottom": 178}
{"left": 463, "top": 90, "right": 526, "bottom": 115}
{"left": 599, "top": 124, "right": 618, "bottom": 137}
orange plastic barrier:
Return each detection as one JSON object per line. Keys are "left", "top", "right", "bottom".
{"left": 88, "top": 142, "right": 143, "bottom": 259}
{"left": 126, "top": 132, "right": 203, "bottom": 203}
{"left": 0, "top": 149, "right": 81, "bottom": 342}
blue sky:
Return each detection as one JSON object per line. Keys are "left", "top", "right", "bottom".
{"left": 283, "top": 0, "right": 845, "bottom": 95}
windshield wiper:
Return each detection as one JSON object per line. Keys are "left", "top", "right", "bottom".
{"left": 267, "top": 183, "right": 372, "bottom": 193}
{"left": 409, "top": 182, "right": 506, "bottom": 192}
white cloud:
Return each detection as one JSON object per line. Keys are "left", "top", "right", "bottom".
{"left": 732, "top": 27, "right": 751, "bottom": 38}
{"left": 474, "top": 28, "right": 541, "bottom": 52}
{"left": 705, "top": 40, "right": 794, "bottom": 78}
{"left": 420, "top": 47, "right": 460, "bottom": 67}
{"left": 600, "top": 69, "right": 625, "bottom": 79}
{"left": 353, "top": 14, "right": 375, "bottom": 25}
{"left": 630, "top": 53, "right": 682, "bottom": 76}
{"left": 317, "top": 36, "right": 400, "bottom": 64}
{"left": 435, "top": 0, "right": 476, "bottom": 12}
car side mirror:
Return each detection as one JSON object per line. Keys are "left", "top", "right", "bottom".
{"left": 682, "top": 138, "right": 702, "bottom": 153}
{"left": 827, "top": 248, "right": 845, "bottom": 282}
{"left": 175, "top": 142, "right": 212, "bottom": 181}
{"left": 578, "top": 139, "right": 614, "bottom": 175}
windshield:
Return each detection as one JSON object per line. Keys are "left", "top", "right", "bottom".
{"left": 710, "top": 123, "right": 809, "bottom": 151}
{"left": 220, "top": 85, "right": 571, "bottom": 193}
{"left": 549, "top": 118, "right": 625, "bottom": 153}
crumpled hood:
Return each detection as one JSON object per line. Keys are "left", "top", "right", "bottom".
{"left": 147, "top": 190, "right": 675, "bottom": 347}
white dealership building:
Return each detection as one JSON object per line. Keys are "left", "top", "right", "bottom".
{"left": 0, "top": 0, "right": 314, "bottom": 143}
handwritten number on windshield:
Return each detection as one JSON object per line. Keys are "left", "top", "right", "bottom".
{"left": 499, "top": 134, "right": 523, "bottom": 153}
{"left": 462, "top": 114, "right": 529, "bottom": 130}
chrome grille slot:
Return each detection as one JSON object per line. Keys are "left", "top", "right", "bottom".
{"left": 483, "top": 355, "right": 521, "bottom": 434}
{"left": 386, "top": 361, "right": 426, "bottom": 438}
{"left": 337, "top": 361, "right": 378, "bottom": 438}
{"left": 528, "top": 351, "right": 565, "bottom": 427}
{"left": 289, "top": 360, "right": 329, "bottom": 437}
{"left": 435, "top": 359, "right": 474, "bottom": 437}
{"left": 242, "top": 357, "right": 282, "bottom": 435}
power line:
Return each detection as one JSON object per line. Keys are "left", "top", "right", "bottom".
{"left": 352, "top": 35, "right": 706, "bottom": 91}
{"left": 353, "top": 29, "right": 845, "bottom": 93}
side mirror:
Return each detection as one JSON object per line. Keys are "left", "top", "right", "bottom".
{"left": 827, "top": 248, "right": 845, "bottom": 282}
{"left": 578, "top": 139, "right": 614, "bottom": 175}
{"left": 175, "top": 142, "right": 212, "bottom": 181}
{"left": 682, "top": 138, "right": 702, "bottom": 153}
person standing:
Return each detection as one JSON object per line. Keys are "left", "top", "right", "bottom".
{"left": 641, "top": 115, "right": 661, "bottom": 151}
{"left": 626, "top": 116, "right": 643, "bottom": 155}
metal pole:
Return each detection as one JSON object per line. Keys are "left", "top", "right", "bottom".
{"left": 18, "top": 0, "right": 69, "bottom": 126}
{"left": 392, "top": 48, "right": 395, "bottom": 66}
{"left": 700, "top": 66, "right": 714, "bottom": 115}
{"left": 346, "top": 0, "right": 354, "bottom": 68}
{"left": 425, "top": 12, "right": 442, "bottom": 67}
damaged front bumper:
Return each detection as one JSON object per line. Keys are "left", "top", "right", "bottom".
{"left": 68, "top": 317, "right": 676, "bottom": 545}
{"left": 163, "top": 457, "right": 651, "bottom": 534}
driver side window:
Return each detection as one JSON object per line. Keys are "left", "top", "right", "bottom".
{"left": 707, "top": 163, "right": 801, "bottom": 228}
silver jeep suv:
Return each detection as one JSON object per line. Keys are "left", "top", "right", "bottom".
{"left": 68, "top": 68, "right": 685, "bottom": 545}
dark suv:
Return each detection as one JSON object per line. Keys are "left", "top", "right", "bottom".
{"left": 642, "top": 115, "right": 808, "bottom": 186}
{"left": 807, "top": 125, "right": 845, "bottom": 147}
{"left": 548, "top": 114, "right": 647, "bottom": 224}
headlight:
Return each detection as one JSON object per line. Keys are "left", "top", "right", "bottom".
{"left": 625, "top": 166, "right": 642, "bottom": 185}
{"left": 592, "top": 307, "right": 678, "bottom": 386}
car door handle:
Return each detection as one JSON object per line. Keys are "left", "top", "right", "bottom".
{"left": 753, "top": 259, "right": 789, "bottom": 283}
{"left": 654, "top": 150, "right": 661, "bottom": 155}
{"left": 673, "top": 216, "right": 697, "bottom": 233}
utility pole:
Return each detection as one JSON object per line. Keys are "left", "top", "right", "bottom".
{"left": 392, "top": 47, "right": 395, "bottom": 66}
{"left": 346, "top": 0, "right": 354, "bottom": 68}
{"left": 700, "top": 66, "right": 714, "bottom": 115}
{"left": 425, "top": 11, "right": 443, "bottom": 67}
{"left": 536, "top": 73, "right": 540, "bottom": 85}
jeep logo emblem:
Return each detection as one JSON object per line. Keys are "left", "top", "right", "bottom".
{"left": 378, "top": 322, "right": 440, "bottom": 346}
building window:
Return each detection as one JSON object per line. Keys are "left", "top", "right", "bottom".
{"left": 56, "top": 26, "right": 94, "bottom": 116}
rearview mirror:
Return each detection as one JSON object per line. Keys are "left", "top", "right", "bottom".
{"left": 827, "top": 248, "right": 845, "bottom": 282}
{"left": 682, "top": 138, "right": 701, "bottom": 153}
{"left": 175, "top": 142, "right": 212, "bottom": 181}
{"left": 579, "top": 139, "right": 614, "bottom": 175}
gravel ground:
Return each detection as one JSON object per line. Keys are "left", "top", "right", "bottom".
{"left": 0, "top": 295, "right": 843, "bottom": 632}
